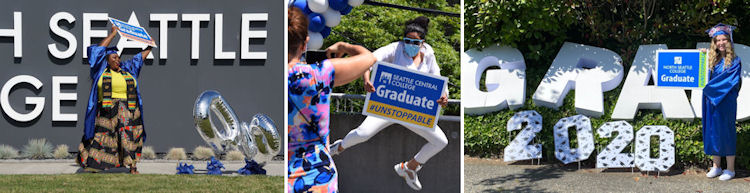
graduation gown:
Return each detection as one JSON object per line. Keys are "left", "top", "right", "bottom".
{"left": 702, "top": 57, "right": 742, "bottom": 156}
{"left": 83, "top": 45, "right": 147, "bottom": 142}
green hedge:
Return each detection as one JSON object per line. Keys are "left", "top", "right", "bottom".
{"left": 323, "top": 0, "right": 461, "bottom": 115}
{"left": 464, "top": 0, "right": 750, "bottom": 169}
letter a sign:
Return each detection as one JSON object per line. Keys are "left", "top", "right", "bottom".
{"left": 363, "top": 62, "right": 448, "bottom": 130}
{"left": 655, "top": 50, "right": 708, "bottom": 89}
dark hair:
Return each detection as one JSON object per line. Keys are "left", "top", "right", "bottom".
{"left": 404, "top": 16, "right": 429, "bottom": 39}
{"left": 288, "top": 7, "right": 309, "bottom": 56}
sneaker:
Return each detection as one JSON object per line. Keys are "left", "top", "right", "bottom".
{"left": 394, "top": 162, "right": 422, "bottom": 190}
{"left": 329, "top": 139, "right": 344, "bottom": 156}
{"left": 719, "top": 170, "right": 735, "bottom": 181}
{"left": 706, "top": 167, "right": 722, "bottom": 178}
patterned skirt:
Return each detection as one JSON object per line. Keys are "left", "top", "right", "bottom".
{"left": 287, "top": 142, "right": 338, "bottom": 193}
{"left": 77, "top": 99, "right": 144, "bottom": 171}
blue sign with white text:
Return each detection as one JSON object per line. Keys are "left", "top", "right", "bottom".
{"left": 655, "top": 50, "right": 708, "bottom": 88}
{"left": 363, "top": 62, "right": 447, "bottom": 129}
{"left": 109, "top": 17, "right": 157, "bottom": 47}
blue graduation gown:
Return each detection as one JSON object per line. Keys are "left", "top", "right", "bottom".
{"left": 83, "top": 45, "right": 147, "bottom": 141}
{"left": 702, "top": 57, "right": 742, "bottom": 156}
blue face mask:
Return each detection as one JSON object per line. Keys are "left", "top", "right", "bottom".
{"left": 403, "top": 38, "right": 423, "bottom": 57}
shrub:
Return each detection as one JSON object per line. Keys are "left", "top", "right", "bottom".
{"left": 22, "top": 138, "right": 53, "bottom": 159}
{"left": 192, "top": 146, "right": 215, "bottom": 160}
{"left": 166, "top": 148, "right": 187, "bottom": 160}
{"left": 0, "top": 145, "right": 19, "bottom": 159}
{"left": 225, "top": 150, "right": 245, "bottom": 161}
{"left": 53, "top": 144, "right": 70, "bottom": 159}
{"left": 141, "top": 146, "right": 157, "bottom": 160}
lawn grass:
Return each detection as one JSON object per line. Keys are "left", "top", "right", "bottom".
{"left": 0, "top": 174, "right": 283, "bottom": 192}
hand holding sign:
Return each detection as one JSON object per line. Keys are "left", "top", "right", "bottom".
{"left": 363, "top": 62, "right": 448, "bottom": 130}
{"left": 109, "top": 17, "right": 157, "bottom": 47}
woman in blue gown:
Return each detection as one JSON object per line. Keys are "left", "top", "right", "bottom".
{"left": 702, "top": 23, "right": 742, "bottom": 181}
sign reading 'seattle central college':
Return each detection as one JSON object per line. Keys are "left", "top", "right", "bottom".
{"left": 364, "top": 62, "right": 447, "bottom": 129}
{"left": 0, "top": 0, "right": 283, "bottom": 152}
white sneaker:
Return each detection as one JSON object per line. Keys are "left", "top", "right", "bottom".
{"left": 329, "top": 139, "right": 343, "bottom": 156}
{"left": 719, "top": 170, "right": 735, "bottom": 181}
{"left": 706, "top": 167, "right": 722, "bottom": 178}
{"left": 394, "top": 162, "right": 422, "bottom": 190}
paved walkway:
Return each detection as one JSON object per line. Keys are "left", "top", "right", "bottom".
{"left": 0, "top": 159, "right": 283, "bottom": 176}
{"left": 464, "top": 156, "right": 750, "bottom": 193}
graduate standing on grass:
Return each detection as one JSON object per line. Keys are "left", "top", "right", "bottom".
{"left": 701, "top": 23, "right": 742, "bottom": 181}
{"left": 77, "top": 25, "right": 152, "bottom": 174}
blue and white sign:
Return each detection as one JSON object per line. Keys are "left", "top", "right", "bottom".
{"left": 655, "top": 50, "right": 708, "bottom": 88}
{"left": 363, "top": 62, "right": 448, "bottom": 129}
{"left": 109, "top": 17, "right": 157, "bottom": 47}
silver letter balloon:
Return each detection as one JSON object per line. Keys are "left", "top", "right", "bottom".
{"left": 193, "top": 90, "right": 281, "bottom": 165}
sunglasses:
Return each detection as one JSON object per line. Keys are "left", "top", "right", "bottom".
{"left": 403, "top": 37, "right": 424, "bottom": 45}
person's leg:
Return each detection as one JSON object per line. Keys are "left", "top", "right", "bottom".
{"left": 712, "top": 156, "right": 721, "bottom": 169}
{"left": 706, "top": 155, "right": 723, "bottom": 178}
{"left": 338, "top": 116, "right": 392, "bottom": 151}
{"left": 405, "top": 124, "right": 448, "bottom": 166}
{"left": 727, "top": 156, "right": 735, "bottom": 172}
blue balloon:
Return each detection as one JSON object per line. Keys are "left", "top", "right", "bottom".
{"left": 292, "top": 0, "right": 313, "bottom": 15}
{"left": 307, "top": 13, "right": 326, "bottom": 32}
{"left": 321, "top": 27, "right": 332, "bottom": 38}
{"left": 339, "top": 5, "right": 353, "bottom": 15}
{"left": 329, "top": 0, "right": 348, "bottom": 11}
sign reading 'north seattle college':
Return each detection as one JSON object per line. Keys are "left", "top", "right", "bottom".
{"left": 364, "top": 62, "right": 447, "bottom": 129}
{"left": 655, "top": 50, "right": 709, "bottom": 89}
{"left": 108, "top": 17, "right": 157, "bottom": 47}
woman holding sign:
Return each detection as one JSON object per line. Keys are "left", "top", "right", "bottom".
{"left": 328, "top": 16, "right": 449, "bottom": 190}
{"left": 287, "top": 7, "right": 376, "bottom": 193}
{"left": 701, "top": 23, "right": 742, "bottom": 181}
{"left": 77, "top": 26, "right": 152, "bottom": 174}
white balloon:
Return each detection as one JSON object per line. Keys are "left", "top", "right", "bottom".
{"left": 307, "top": 31, "right": 324, "bottom": 50}
{"left": 323, "top": 8, "right": 342, "bottom": 27}
{"left": 308, "top": 0, "right": 329, "bottom": 13}
{"left": 348, "top": 0, "right": 364, "bottom": 7}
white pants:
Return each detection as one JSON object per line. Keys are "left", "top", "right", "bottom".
{"left": 341, "top": 116, "right": 448, "bottom": 164}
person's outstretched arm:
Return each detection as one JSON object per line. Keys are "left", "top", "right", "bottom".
{"left": 100, "top": 26, "right": 119, "bottom": 47}
{"left": 140, "top": 46, "right": 153, "bottom": 61}
{"left": 325, "top": 42, "right": 376, "bottom": 87}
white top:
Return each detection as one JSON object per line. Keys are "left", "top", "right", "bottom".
{"left": 372, "top": 41, "right": 448, "bottom": 96}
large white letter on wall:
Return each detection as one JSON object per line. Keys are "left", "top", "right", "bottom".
{"left": 83, "top": 13, "right": 108, "bottom": 58}
{"left": 241, "top": 13, "right": 268, "bottom": 59}
{"left": 182, "top": 13, "right": 210, "bottom": 60}
{"left": 462, "top": 46, "right": 526, "bottom": 114}
{"left": 48, "top": 12, "right": 78, "bottom": 59}
{"left": 0, "top": 12, "right": 22, "bottom": 57}
{"left": 691, "top": 43, "right": 750, "bottom": 121}
{"left": 0, "top": 75, "right": 44, "bottom": 122}
{"left": 52, "top": 76, "right": 77, "bottom": 121}
{"left": 611, "top": 45, "right": 695, "bottom": 120}
{"left": 150, "top": 13, "right": 178, "bottom": 59}
{"left": 532, "top": 42, "right": 623, "bottom": 118}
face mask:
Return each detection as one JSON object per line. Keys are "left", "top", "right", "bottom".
{"left": 403, "top": 37, "right": 423, "bottom": 57}
{"left": 404, "top": 44, "right": 420, "bottom": 57}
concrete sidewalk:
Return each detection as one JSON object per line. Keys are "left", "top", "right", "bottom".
{"left": 465, "top": 156, "right": 750, "bottom": 193}
{"left": 0, "top": 159, "right": 283, "bottom": 176}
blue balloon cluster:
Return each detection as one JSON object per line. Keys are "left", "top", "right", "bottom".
{"left": 176, "top": 163, "right": 195, "bottom": 174}
{"left": 206, "top": 156, "right": 225, "bottom": 175}
{"left": 290, "top": 0, "right": 363, "bottom": 50}
{"left": 237, "top": 159, "right": 267, "bottom": 175}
